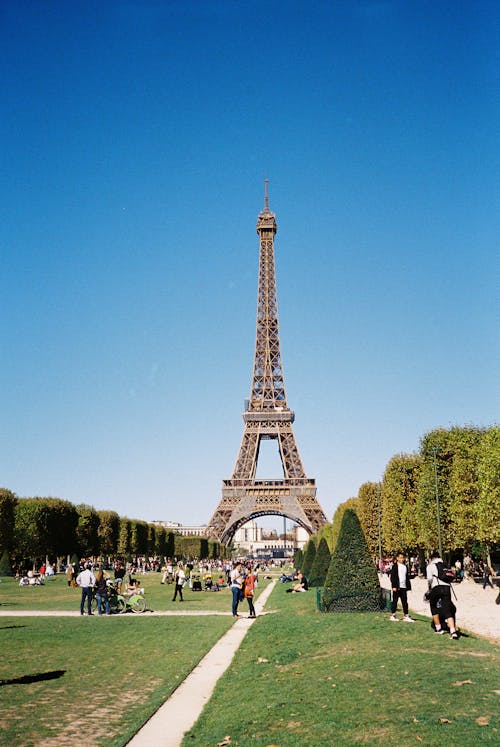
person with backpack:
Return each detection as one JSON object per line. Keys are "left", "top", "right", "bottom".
{"left": 426, "top": 551, "right": 459, "bottom": 639}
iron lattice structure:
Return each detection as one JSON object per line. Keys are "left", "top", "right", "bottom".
{"left": 206, "top": 184, "right": 328, "bottom": 544}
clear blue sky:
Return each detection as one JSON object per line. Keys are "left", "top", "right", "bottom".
{"left": 1, "top": 1, "right": 498, "bottom": 528}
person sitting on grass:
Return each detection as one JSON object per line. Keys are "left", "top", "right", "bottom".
{"left": 125, "top": 578, "right": 144, "bottom": 596}
{"left": 287, "top": 572, "right": 308, "bottom": 592}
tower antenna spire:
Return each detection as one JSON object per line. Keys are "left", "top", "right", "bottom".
{"left": 264, "top": 178, "right": 269, "bottom": 211}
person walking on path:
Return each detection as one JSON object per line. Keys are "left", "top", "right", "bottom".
{"left": 389, "top": 552, "right": 414, "bottom": 622}
{"left": 230, "top": 561, "right": 244, "bottom": 618}
{"left": 76, "top": 563, "right": 96, "bottom": 616}
{"left": 172, "top": 562, "right": 186, "bottom": 602}
{"left": 481, "top": 561, "right": 494, "bottom": 589}
{"left": 426, "top": 551, "right": 459, "bottom": 639}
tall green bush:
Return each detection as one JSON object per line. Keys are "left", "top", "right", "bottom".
{"left": 308, "top": 537, "right": 331, "bottom": 587}
{"left": 322, "top": 509, "right": 380, "bottom": 612}
{"left": 293, "top": 548, "right": 303, "bottom": 570}
{"left": 301, "top": 538, "right": 316, "bottom": 577}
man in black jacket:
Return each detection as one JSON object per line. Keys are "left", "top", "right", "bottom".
{"left": 389, "top": 552, "right": 414, "bottom": 622}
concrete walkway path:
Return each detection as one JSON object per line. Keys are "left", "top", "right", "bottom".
{"left": 126, "top": 580, "right": 277, "bottom": 747}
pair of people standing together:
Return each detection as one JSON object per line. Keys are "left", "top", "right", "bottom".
{"left": 390, "top": 551, "right": 459, "bottom": 639}
{"left": 230, "top": 562, "right": 257, "bottom": 618}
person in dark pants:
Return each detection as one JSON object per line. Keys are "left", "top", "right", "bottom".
{"left": 426, "top": 551, "right": 459, "bottom": 639}
{"left": 389, "top": 552, "right": 414, "bottom": 622}
{"left": 76, "top": 563, "right": 96, "bottom": 616}
{"left": 172, "top": 562, "right": 186, "bottom": 602}
{"left": 230, "top": 562, "right": 244, "bottom": 618}
{"left": 95, "top": 570, "right": 111, "bottom": 615}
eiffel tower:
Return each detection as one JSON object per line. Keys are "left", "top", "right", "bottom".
{"left": 206, "top": 183, "right": 328, "bottom": 544}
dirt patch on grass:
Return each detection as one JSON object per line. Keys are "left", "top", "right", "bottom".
{"left": 34, "top": 678, "right": 163, "bottom": 747}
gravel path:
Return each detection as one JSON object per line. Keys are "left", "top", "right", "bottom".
{"left": 380, "top": 574, "right": 500, "bottom": 642}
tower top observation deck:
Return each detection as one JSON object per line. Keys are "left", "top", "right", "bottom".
{"left": 256, "top": 178, "right": 277, "bottom": 234}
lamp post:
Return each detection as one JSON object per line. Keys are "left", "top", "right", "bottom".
{"left": 431, "top": 447, "right": 443, "bottom": 559}
{"left": 377, "top": 484, "right": 383, "bottom": 572}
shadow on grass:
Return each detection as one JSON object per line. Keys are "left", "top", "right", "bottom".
{"left": 0, "top": 669, "right": 66, "bottom": 686}
{"left": 0, "top": 624, "right": 27, "bottom": 630}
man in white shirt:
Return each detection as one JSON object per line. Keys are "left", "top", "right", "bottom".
{"left": 389, "top": 552, "right": 414, "bottom": 622}
{"left": 76, "top": 563, "right": 96, "bottom": 616}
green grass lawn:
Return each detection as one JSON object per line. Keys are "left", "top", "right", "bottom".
{"left": 0, "top": 571, "right": 269, "bottom": 614}
{"left": 182, "top": 582, "right": 500, "bottom": 747}
{"left": 2, "top": 575, "right": 498, "bottom": 747}
{"left": 0, "top": 614, "right": 233, "bottom": 747}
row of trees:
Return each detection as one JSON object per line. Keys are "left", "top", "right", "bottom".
{"left": 0, "top": 492, "right": 225, "bottom": 572}
{"left": 299, "top": 425, "right": 499, "bottom": 572}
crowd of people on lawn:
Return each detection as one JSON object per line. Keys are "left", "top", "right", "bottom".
{"left": 12, "top": 549, "right": 497, "bottom": 634}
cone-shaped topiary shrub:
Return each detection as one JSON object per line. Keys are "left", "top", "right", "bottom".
{"left": 293, "top": 548, "right": 303, "bottom": 571}
{"left": 309, "top": 537, "right": 331, "bottom": 587}
{"left": 321, "top": 509, "right": 381, "bottom": 612}
{"left": 301, "top": 539, "right": 316, "bottom": 578}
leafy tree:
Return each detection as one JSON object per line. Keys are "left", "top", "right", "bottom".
{"left": 301, "top": 538, "right": 316, "bottom": 577}
{"left": 448, "top": 428, "right": 484, "bottom": 549}
{"left": 0, "top": 548, "right": 13, "bottom": 576}
{"left": 330, "top": 498, "right": 359, "bottom": 554}
{"left": 417, "top": 427, "right": 486, "bottom": 553}
{"left": 166, "top": 531, "right": 176, "bottom": 558}
{"left": 381, "top": 455, "right": 421, "bottom": 555}
{"left": 0, "top": 488, "right": 18, "bottom": 556}
{"left": 357, "top": 482, "right": 381, "bottom": 559}
{"left": 308, "top": 537, "right": 331, "bottom": 587}
{"left": 322, "top": 509, "right": 380, "bottom": 612}
{"left": 13, "top": 498, "right": 78, "bottom": 565}
{"left": 477, "top": 427, "right": 500, "bottom": 545}
{"left": 117, "top": 518, "right": 132, "bottom": 558}
{"left": 130, "top": 520, "right": 148, "bottom": 557}
{"left": 155, "top": 525, "right": 167, "bottom": 557}
{"left": 97, "top": 510, "right": 120, "bottom": 556}
{"left": 75, "top": 504, "right": 100, "bottom": 557}
{"left": 147, "top": 524, "right": 156, "bottom": 557}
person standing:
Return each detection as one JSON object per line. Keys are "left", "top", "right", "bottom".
{"left": 230, "top": 562, "right": 244, "bottom": 618}
{"left": 94, "top": 570, "right": 111, "bottom": 615}
{"left": 481, "top": 561, "right": 494, "bottom": 589}
{"left": 172, "top": 562, "right": 186, "bottom": 602}
{"left": 244, "top": 568, "right": 257, "bottom": 618}
{"left": 76, "top": 563, "right": 96, "bottom": 616}
{"left": 426, "top": 551, "right": 459, "bottom": 639}
{"left": 389, "top": 552, "right": 414, "bottom": 622}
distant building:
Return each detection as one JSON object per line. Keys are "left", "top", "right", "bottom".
{"left": 151, "top": 520, "right": 206, "bottom": 537}
{"left": 151, "top": 519, "right": 309, "bottom": 553}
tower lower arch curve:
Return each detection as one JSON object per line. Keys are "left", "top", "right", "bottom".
{"left": 220, "top": 510, "right": 312, "bottom": 547}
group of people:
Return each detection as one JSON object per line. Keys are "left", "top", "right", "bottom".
{"left": 229, "top": 561, "right": 259, "bottom": 618}
{"left": 389, "top": 551, "right": 460, "bottom": 638}
{"left": 73, "top": 560, "right": 144, "bottom": 615}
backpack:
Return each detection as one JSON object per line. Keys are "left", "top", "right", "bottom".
{"left": 435, "top": 561, "right": 455, "bottom": 584}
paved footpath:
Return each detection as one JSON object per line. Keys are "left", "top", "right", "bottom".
{"left": 126, "top": 579, "right": 277, "bottom": 747}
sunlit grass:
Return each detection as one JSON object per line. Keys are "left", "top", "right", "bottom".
{"left": 0, "top": 614, "right": 233, "bottom": 747}
{"left": 183, "top": 582, "right": 500, "bottom": 747}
